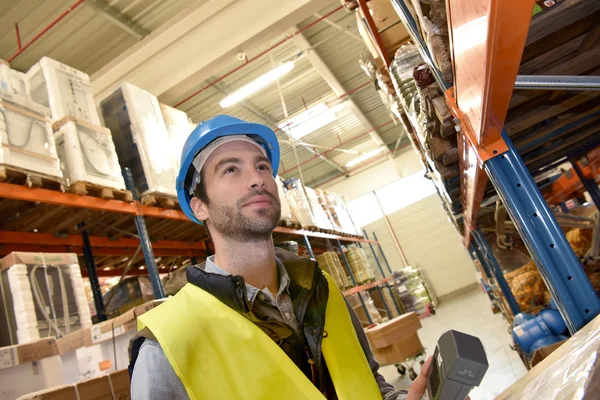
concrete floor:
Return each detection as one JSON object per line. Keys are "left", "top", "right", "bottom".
{"left": 378, "top": 288, "right": 528, "bottom": 400}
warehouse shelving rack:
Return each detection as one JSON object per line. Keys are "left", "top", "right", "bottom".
{"left": 355, "top": 0, "right": 600, "bottom": 334}
{"left": 0, "top": 170, "right": 384, "bottom": 320}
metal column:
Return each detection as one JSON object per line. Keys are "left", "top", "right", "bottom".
{"left": 471, "top": 229, "right": 521, "bottom": 317}
{"left": 357, "top": 241, "right": 392, "bottom": 318}
{"left": 303, "top": 235, "right": 315, "bottom": 259}
{"left": 372, "top": 232, "right": 394, "bottom": 275}
{"left": 485, "top": 131, "right": 600, "bottom": 333}
{"left": 570, "top": 158, "right": 600, "bottom": 210}
{"left": 123, "top": 168, "right": 165, "bottom": 299}
{"left": 364, "top": 231, "right": 402, "bottom": 316}
{"left": 336, "top": 239, "right": 373, "bottom": 325}
{"left": 81, "top": 229, "right": 106, "bottom": 321}
{"left": 468, "top": 243, "right": 492, "bottom": 281}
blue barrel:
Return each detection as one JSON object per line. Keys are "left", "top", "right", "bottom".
{"left": 530, "top": 335, "right": 562, "bottom": 354}
{"left": 513, "top": 309, "right": 567, "bottom": 353}
{"left": 513, "top": 312, "right": 535, "bottom": 327}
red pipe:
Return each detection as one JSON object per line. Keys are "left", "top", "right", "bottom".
{"left": 281, "top": 119, "right": 394, "bottom": 174}
{"left": 8, "top": 0, "right": 84, "bottom": 63}
{"left": 175, "top": 4, "right": 345, "bottom": 108}
{"left": 15, "top": 23, "right": 22, "bottom": 49}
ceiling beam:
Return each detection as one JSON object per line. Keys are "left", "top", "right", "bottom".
{"left": 209, "top": 79, "right": 346, "bottom": 173}
{"left": 92, "top": 0, "right": 331, "bottom": 100}
{"left": 292, "top": 30, "right": 393, "bottom": 160}
{"left": 313, "top": 12, "right": 363, "bottom": 43}
{"left": 84, "top": 0, "right": 150, "bottom": 39}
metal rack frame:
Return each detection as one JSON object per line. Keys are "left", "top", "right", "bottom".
{"left": 381, "top": 0, "right": 600, "bottom": 333}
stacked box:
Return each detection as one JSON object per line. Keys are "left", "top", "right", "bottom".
{"left": 26, "top": 57, "right": 100, "bottom": 125}
{"left": 53, "top": 117, "right": 125, "bottom": 190}
{"left": 0, "top": 61, "right": 30, "bottom": 98}
{"left": 316, "top": 252, "right": 352, "bottom": 289}
{"left": 0, "top": 338, "right": 63, "bottom": 400}
{"left": 0, "top": 252, "right": 92, "bottom": 347}
{"left": 283, "top": 178, "right": 317, "bottom": 227}
{"left": 365, "top": 312, "right": 424, "bottom": 365}
{"left": 346, "top": 247, "right": 376, "bottom": 284}
{"left": 159, "top": 103, "right": 194, "bottom": 172}
{"left": 101, "top": 83, "right": 178, "bottom": 198}
{"left": 0, "top": 92, "right": 62, "bottom": 181}
{"left": 276, "top": 176, "right": 293, "bottom": 225}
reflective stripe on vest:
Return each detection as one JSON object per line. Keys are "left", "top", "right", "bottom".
{"left": 138, "top": 273, "right": 381, "bottom": 400}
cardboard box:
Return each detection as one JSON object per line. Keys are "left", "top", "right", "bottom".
{"left": 365, "top": 312, "right": 421, "bottom": 349}
{"left": 109, "top": 369, "right": 130, "bottom": 400}
{"left": 372, "top": 332, "right": 424, "bottom": 365}
{"left": 15, "top": 385, "right": 78, "bottom": 400}
{"left": 357, "top": 0, "right": 410, "bottom": 61}
{"left": 1, "top": 253, "right": 79, "bottom": 272}
{"left": 0, "top": 356, "right": 63, "bottom": 400}
{"left": 529, "top": 340, "right": 566, "bottom": 368}
{"left": 76, "top": 375, "right": 113, "bottom": 400}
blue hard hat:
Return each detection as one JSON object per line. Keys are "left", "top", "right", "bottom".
{"left": 176, "top": 115, "right": 280, "bottom": 224}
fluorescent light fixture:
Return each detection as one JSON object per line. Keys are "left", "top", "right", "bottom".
{"left": 279, "top": 102, "right": 345, "bottom": 140}
{"left": 345, "top": 147, "right": 384, "bottom": 168}
{"left": 139, "top": 265, "right": 145, "bottom": 270}
{"left": 220, "top": 61, "right": 295, "bottom": 108}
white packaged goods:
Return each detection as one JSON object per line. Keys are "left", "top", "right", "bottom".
{"left": 53, "top": 118, "right": 125, "bottom": 190}
{"left": 101, "top": 83, "right": 178, "bottom": 198}
{"left": 276, "top": 176, "right": 292, "bottom": 224}
{"left": 0, "top": 338, "right": 63, "bottom": 400}
{"left": 0, "top": 95, "right": 62, "bottom": 180}
{"left": 0, "top": 252, "right": 92, "bottom": 347}
{"left": 284, "top": 178, "right": 317, "bottom": 228}
{"left": 26, "top": 57, "right": 100, "bottom": 125}
{"left": 160, "top": 103, "right": 194, "bottom": 171}
{"left": 304, "top": 185, "right": 334, "bottom": 230}
{"left": 0, "top": 62, "right": 29, "bottom": 98}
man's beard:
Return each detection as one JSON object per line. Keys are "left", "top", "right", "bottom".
{"left": 206, "top": 189, "right": 281, "bottom": 242}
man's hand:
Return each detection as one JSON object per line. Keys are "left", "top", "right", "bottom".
{"left": 405, "top": 356, "right": 470, "bottom": 400}
{"left": 406, "top": 356, "right": 432, "bottom": 400}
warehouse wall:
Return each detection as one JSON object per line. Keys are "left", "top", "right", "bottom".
{"left": 362, "top": 194, "right": 476, "bottom": 299}
{"left": 323, "top": 150, "right": 422, "bottom": 200}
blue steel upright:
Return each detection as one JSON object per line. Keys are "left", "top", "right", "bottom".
{"left": 570, "top": 157, "right": 600, "bottom": 210}
{"left": 364, "top": 231, "right": 402, "bottom": 316}
{"left": 485, "top": 131, "right": 600, "bottom": 333}
{"left": 336, "top": 239, "right": 373, "bottom": 325}
{"left": 123, "top": 168, "right": 165, "bottom": 299}
{"left": 303, "top": 235, "right": 315, "bottom": 259}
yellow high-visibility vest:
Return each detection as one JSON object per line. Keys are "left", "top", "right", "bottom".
{"left": 138, "top": 273, "right": 381, "bottom": 400}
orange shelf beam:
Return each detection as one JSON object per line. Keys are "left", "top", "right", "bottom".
{"left": 445, "top": 0, "right": 536, "bottom": 243}
{"left": 343, "top": 276, "right": 395, "bottom": 296}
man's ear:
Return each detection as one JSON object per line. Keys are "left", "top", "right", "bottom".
{"left": 190, "top": 197, "right": 209, "bottom": 222}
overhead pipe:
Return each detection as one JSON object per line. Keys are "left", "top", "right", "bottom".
{"left": 175, "top": 4, "right": 345, "bottom": 108}
{"left": 8, "top": 0, "right": 84, "bottom": 63}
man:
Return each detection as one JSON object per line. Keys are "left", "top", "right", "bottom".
{"left": 129, "top": 115, "right": 431, "bottom": 399}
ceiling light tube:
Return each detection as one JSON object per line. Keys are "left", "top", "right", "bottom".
{"left": 220, "top": 61, "right": 295, "bottom": 108}
{"left": 345, "top": 147, "right": 384, "bottom": 168}
{"left": 278, "top": 102, "right": 345, "bottom": 139}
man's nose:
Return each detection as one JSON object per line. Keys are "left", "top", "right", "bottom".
{"left": 248, "top": 169, "right": 266, "bottom": 189}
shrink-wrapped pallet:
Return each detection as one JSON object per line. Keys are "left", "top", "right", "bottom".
{"left": 304, "top": 185, "right": 334, "bottom": 230}
{"left": 284, "top": 178, "right": 317, "bottom": 227}
{"left": 276, "top": 176, "right": 292, "bottom": 225}
{"left": 53, "top": 117, "right": 125, "bottom": 191}
{"left": 346, "top": 247, "right": 376, "bottom": 284}
{"left": 159, "top": 103, "right": 194, "bottom": 172}
{"left": 26, "top": 57, "right": 100, "bottom": 125}
{"left": 316, "top": 251, "right": 352, "bottom": 289}
{"left": 101, "top": 83, "right": 178, "bottom": 198}
{"left": 0, "top": 92, "right": 63, "bottom": 181}
{"left": 0, "top": 252, "right": 92, "bottom": 347}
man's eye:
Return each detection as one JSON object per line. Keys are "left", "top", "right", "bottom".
{"left": 257, "top": 164, "right": 270, "bottom": 171}
{"left": 225, "top": 167, "right": 237, "bottom": 174}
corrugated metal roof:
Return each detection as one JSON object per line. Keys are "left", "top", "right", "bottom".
{"left": 0, "top": 0, "right": 408, "bottom": 186}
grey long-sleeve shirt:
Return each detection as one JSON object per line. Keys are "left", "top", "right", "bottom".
{"left": 131, "top": 257, "right": 408, "bottom": 399}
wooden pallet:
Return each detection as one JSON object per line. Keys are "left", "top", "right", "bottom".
{"left": 278, "top": 220, "right": 302, "bottom": 230}
{"left": 0, "top": 165, "right": 64, "bottom": 191}
{"left": 141, "top": 193, "right": 177, "bottom": 209}
{"left": 69, "top": 181, "right": 133, "bottom": 202}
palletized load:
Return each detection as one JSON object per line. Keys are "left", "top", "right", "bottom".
{"left": 346, "top": 247, "right": 376, "bottom": 284}
{"left": 53, "top": 117, "right": 126, "bottom": 194}
{"left": 276, "top": 176, "right": 293, "bottom": 226}
{"left": 283, "top": 177, "right": 317, "bottom": 228}
{"left": 26, "top": 57, "right": 101, "bottom": 125}
{"left": 304, "top": 186, "right": 334, "bottom": 230}
{"left": 316, "top": 251, "right": 352, "bottom": 289}
{"left": 0, "top": 91, "right": 63, "bottom": 184}
{"left": 0, "top": 59, "right": 29, "bottom": 98}
{"left": 159, "top": 103, "right": 195, "bottom": 172}
{"left": 101, "top": 82, "right": 178, "bottom": 202}
{"left": 0, "top": 252, "right": 92, "bottom": 347}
